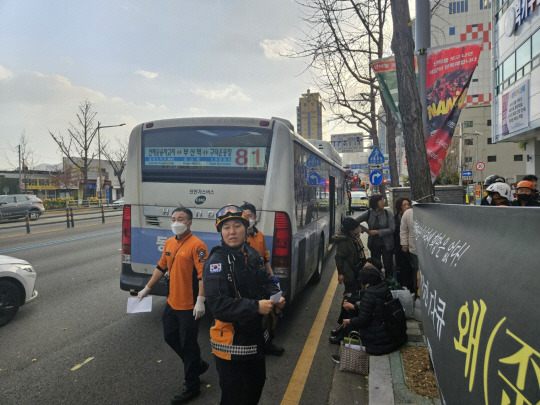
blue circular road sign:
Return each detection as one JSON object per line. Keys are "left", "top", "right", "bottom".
{"left": 369, "top": 170, "right": 383, "bottom": 186}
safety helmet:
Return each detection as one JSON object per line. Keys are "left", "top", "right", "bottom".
{"left": 516, "top": 180, "right": 534, "bottom": 190}
{"left": 483, "top": 174, "right": 505, "bottom": 187}
{"left": 486, "top": 182, "right": 511, "bottom": 199}
{"left": 215, "top": 205, "right": 249, "bottom": 232}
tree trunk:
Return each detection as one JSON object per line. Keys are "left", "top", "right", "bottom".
{"left": 390, "top": 0, "right": 434, "bottom": 202}
{"left": 382, "top": 99, "right": 399, "bottom": 187}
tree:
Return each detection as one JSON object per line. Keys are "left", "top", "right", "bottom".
{"left": 390, "top": 0, "right": 434, "bottom": 202}
{"left": 50, "top": 165, "right": 81, "bottom": 193}
{"left": 49, "top": 100, "right": 98, "bottom": 199}
{"left": 294, "top": 0, "right": 395, "bottom": 192}
{"left": 101, "top": 138, "right": 128, "bottom": 196}
{"left": 8, "top": 131, "right": 38, "bottom": 193}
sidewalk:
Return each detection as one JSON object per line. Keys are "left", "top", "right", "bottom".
{"left": 328, "top": 318, "right": 442, "bottom": 405}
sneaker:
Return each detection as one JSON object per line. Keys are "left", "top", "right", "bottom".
{"left": 265, "top": 342, "right": 285, "bottom": 356}
{"left": 198, "top": 360, "right": 209, "bottom": 376}
{"left": 171, "top": 387, "right": 200, "bottom": 404}
{"left": 331, "top": 354, "right": 340, "bottom": 364}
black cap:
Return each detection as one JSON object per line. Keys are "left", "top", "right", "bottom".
{"left": 341, "top": 217, "right": 360, "bottom": 233}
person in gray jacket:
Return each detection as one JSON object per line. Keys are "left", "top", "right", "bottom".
{"left": 356, "top": 194, "right": 395, "bottom": 279}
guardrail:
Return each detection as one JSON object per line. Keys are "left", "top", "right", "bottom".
{"left": 0, "top": 205, "right": 122, "bottom": 234}
{"left": 65, "top": 199, "right": 109, "bottom": 208}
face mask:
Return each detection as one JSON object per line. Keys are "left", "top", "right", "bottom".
{"left": 249, "top": 218, "right": 256, "bottom": 228}
{"left": 517, "top": 194, "right": 532, "bottom": 202}
{"left": 171, "top": 222, "right": 188, "bottom": 235}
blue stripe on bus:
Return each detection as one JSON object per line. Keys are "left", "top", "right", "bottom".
{"left": 131, "top": 227, "right": 273, "bottom": 266}
{"left": 0, "top": 230, "right": 119, "bottom": 254}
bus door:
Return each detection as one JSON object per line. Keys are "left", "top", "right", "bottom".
{"left": 329, "top": 176, "right": 335, "bottom": 236}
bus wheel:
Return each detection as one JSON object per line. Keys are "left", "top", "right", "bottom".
{"left": 310, "top": 238, "right": 325, "bottom": 284}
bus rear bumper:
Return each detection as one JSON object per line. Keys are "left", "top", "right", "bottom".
{"left": 120, "top": 264, "right": 169, "bottom": 297}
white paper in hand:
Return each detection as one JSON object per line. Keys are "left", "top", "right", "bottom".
{"left": 270, "top": 291, "right": 282, "bottom": 303}
{"left": 127, "top": 296, "right": 152, "bottom": 313}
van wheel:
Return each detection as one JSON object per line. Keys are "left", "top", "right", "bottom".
{"left": 310, "top": 238, "right": 325, "bottom": 284}
{"left": 0, "top": 280, "right": 21, "bottom": 327}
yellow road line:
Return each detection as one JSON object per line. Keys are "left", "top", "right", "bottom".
{"left": 0, "top": 220, "right": 121, "bottom": 239}
{"left": 280, "top": 268, "right": 339, "bottom": 405}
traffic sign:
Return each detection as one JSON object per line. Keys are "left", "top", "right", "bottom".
{"left": 475, "top": 162, "right": 485, "bottom": 171}
{"left": 462, "top": 170, "right": 473, "bottom": 180}
{"left": 308, "top": 172, "right": 323, "bottom": 185}
{"left": 369, "top": 170, "right": 383, "bottom": 186}
{"left": 368, "top": 146, "right": 385, "bottom": 164}
{"left": 369, "top": 164, "right": 383, "bottom": 171}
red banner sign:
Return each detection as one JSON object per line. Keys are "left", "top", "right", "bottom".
{"left": 425, "top": 40, "right": 483, "bottom": 181}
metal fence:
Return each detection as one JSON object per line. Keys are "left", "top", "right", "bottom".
{"left": 0, "top": 206, "right": 122, "bottom": 234}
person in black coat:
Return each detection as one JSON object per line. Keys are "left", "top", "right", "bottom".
{"left": 342, "top": 267, "right": 407, "bottom": 355}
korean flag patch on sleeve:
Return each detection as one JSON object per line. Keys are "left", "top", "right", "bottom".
{"left": 210, "top": 263, "right": 222, "bottom": 273}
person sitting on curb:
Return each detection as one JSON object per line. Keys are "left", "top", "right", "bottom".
{"left": 341, "top": 266, "right": 407, "bottom": 355}
{"left": 329, "top": 259, "right": 383, "bottom": 345}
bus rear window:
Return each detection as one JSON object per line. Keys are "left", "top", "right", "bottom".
{"left": 141, "top": 126, "right": 272, "bottom": 184}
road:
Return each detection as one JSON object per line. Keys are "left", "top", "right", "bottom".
{"left": 0, "top": 221, "right": 361, "bottom": 404}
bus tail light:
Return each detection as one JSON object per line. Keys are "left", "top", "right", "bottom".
{"left": 122, "top": 205, "right": 131, "bottom": 263}
{"left": 272, "top": 211, "right": 291, "bottom": 278}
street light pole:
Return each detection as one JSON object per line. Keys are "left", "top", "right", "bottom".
{"left": 95, "top": 121, "right": 126, "bottom": 202}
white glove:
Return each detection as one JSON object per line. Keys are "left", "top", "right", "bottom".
{"left": 193, "top": 296, "right": 206, "bottom": 320}
{"left": 137, "top": 285, "right": 151, "bottom": 301}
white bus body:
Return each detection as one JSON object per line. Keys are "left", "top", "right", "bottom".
{"left": 120, "top": 117, "right": 346, "bottom": 301}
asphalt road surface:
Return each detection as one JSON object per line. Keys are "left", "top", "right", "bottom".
{"left": 0, "top": 221, "right": 350, "bottom": 405}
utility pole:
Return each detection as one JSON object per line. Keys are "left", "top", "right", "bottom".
{"left": 95, "top": 121, "right": 126, "bottom": 202}
{"left": 458, "top": 122, "right": 463, "bottom": 187}
{"left": 415, "top": 0, "right": 431, "bottom": 140}
{"left": 18, "top": 144, "right": 22, "bottom": 193}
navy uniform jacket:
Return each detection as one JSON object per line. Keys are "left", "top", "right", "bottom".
{"left": 203, "top": 242, "right": 279, "bottom": 361}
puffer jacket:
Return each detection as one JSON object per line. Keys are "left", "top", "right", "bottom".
{"left": 349, "top": 282, "right": 407, "bottom": 355}
{"left": 331, "top": 231, "right": 366, "bottom": 293}
{"left": 203, "top": 243, "right": 279, "bottom": 361}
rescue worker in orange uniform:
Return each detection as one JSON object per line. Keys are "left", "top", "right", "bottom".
{"left": 203, "top": 205, "right": 285, "bottom": 405}
{"left": 138, "top": 207, "right": 209, "bottom": 404}
{"left": 241, "top": 202, "right": 285, "bottom": 356}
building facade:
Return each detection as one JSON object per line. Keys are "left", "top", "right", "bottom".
{"left": 492, "top": 0, "right": 540, "bottom": 178}
{"left": 432, "top": 0, "right": 527, "bottom": 183}
{"left": 296, "top": 89, "right": 325, "bottom": 140}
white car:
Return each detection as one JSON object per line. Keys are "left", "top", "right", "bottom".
{"left": 0, "top": 255, "right": 38, "bottom": 326}
{"left": 112, "top": 197, "right": 124, "bottom": 209}
{"left": 350, "top": 190, "right": 369, "bottom": 210}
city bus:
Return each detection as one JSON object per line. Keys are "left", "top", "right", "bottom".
{"left": 120, "top": 117, "right": 346, "bottom": 301}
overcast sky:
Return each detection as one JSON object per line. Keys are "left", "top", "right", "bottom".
{"left": 0, "top": 0, "right": 336, "bottom": 169}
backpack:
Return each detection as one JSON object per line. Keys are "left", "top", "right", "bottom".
{"left": 383, "top": 297, "right": 407, "bottom": 337}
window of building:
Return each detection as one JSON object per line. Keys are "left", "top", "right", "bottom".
{"left": 514, "top": 154, "right": 523, "bottom": 161}
{"left": 465, "top": 157, "right": 473, "bottom": 163}
{"left": 472, "top": 78, "right": 479, "bottom": 82}
{"left": 480, "top": 0, "right": 491, "bottom": 9}
{"left": 487, "top": 155, "right": 497, "bottom": 162}
{"left": 487, "top": 119, "right": 492, "bottom": 126}
{"left": 449, "top": 27, "right": 455, "bottom": 35}
{"left": 502, "top": 55, "right": 515, "bottom": 82}
{"left": 465, "top": 139, "right": 474, "bottom": 145}
{"left": 463, "top": 121, "right": 474, "bottom": 128}
{"left": 533, "top": 29, "right": 540, "bottom": 59}
{"left": 487, "top": 138, "right": 493, "bottom": 144}
{"left": 449, "top": 0, "right": 468, "bottom": 13}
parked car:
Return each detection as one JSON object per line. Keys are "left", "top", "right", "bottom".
{"left": 0, "top": 194, "right": 45, "bottom": 221}
{"left": 112, "top": 197, "right": 124, "bottom": 209}
{"left": 0, "top": 255, "right": 38, "bottom": 326}
{"left": 351, "top": 190, "right": 369, "bottom": 210}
